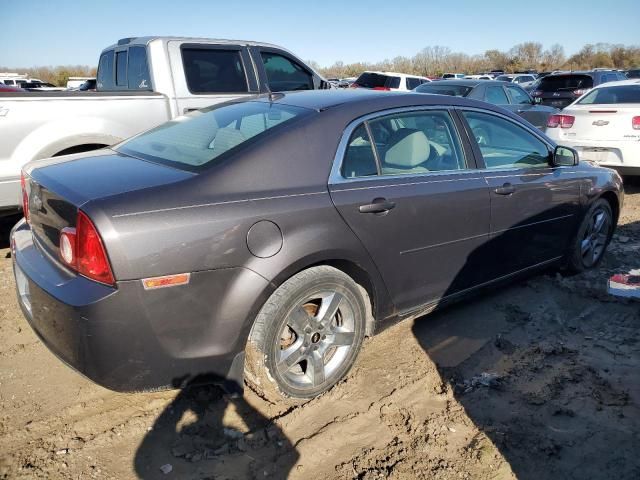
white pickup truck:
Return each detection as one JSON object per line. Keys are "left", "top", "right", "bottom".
{"left": 0, "top": 36, "right": 330, "bottom": 214}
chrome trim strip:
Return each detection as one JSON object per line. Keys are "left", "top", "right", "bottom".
{"left": 491, "top": 214, "right": 574, "bottom": 235}
{"left": 331, "top": 174, "right": 484, "bottom": 193}
{"left": 112, "top": 191, "right": 327, "bottom": 217}
{"left": 400, "top": 232, "right": 489, "bottom": 255}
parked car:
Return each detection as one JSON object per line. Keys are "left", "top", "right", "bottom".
{"left": 78, "top": 79, "right": 97, "bottom": 91}
{"left": 12, "top": 89, "right": 622, "bottom": 402}
{"left": 0, "top": 36, "right": 331, "bottom": 216}
{"left": 20, "top": 81, "right": 65, "bottom": 91}
{"left": 625, "top": 69, "right": 640, "bottom": 79}
{"left": 442, "top": 73, "right": 465, "bottom": 79}
{"left": 0, "top": 84, "right": 26, "bottom": 92}
{"left": 351, "top": 71, "right": 431, "bottom": 91}
{"left": 531, "top": 70, "right": 627, "bottom": 109}
{"left": 545, "top": 79, "right": 640, "bottom": 176}
{"left": 495, "top": 74, "right": 537, "bottom": 88}
{"left": 414, "top": 79, "right": 558, "bottom": 130}
{"left": 464, "top": 75, "right": 492, "bottom": 80}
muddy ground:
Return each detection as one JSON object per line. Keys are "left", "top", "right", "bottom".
{"left": 0, "top": 185, "right": 638, "bottom": 480}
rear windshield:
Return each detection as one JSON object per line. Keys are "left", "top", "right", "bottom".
{"left": 356, "top": 72, "right": 400, "bottom": 89}
{"left": 117, "top": 101, "right": 309, "bottom": 171}
{"left": 495, "top": 75, "right": 513, "bottom": 82}
{"left": 414, "top": 83, "right": 472, "bottom": 97}
{"left": 538, "top": 74, "right": 593, "bottom": 92}
{"left": 578, "top": 85, "right": 640, "bottom": 104}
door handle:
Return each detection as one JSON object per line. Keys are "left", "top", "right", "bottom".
{"left": 359, "top": 198, "right": 396, "bottom": 214}
{"left": 494, "top": 183, "right": 516, "bottom": 195}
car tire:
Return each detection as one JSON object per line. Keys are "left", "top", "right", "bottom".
{"left": 566, "top": 199, "right": 614, "bottom": 273}
{"left": 244, "top": 266, "right": 367, "bottom": 404}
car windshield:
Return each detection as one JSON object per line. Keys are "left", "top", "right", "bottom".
{"left": 355, "top": 72, "right": 400, "bottom": 89}
{"left": 414, "top": 83, "right": 473, "bottom": 97}
{"left": 117, "top": 101, "right": 309, "bottom": 171}
{"left": 538, "top": 74, "right": 594, "bottom": 92}
{"left": 495, "top": 75, "right": 513, "bottom": 82}
{"left": 577, "top": 85, "right": 640, "bottom": 104}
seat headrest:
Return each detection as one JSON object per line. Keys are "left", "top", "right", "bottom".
{"left": 384, "top": 129, "right": 430, "bottom": 168}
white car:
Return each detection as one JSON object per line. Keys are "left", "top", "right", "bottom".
{"left": 352, "top": 71, "right": 431, "bottom": 91}
{"left": 442, "top": 73, "right": 465, "bottom": 79}
{"left": 545, "top": 79, "right": 640, "bottom": 176}
{"left": 495, "top": 74, "right": 537, "bottom": 88}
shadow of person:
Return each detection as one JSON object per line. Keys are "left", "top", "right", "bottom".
{"left": 0, "top": 213, "right": 22, "bottom": 251}
{"left": 134, "top": 376, "right": 299, "bottom": 480}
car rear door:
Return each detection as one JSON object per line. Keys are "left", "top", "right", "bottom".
{"left": 329, "top": 107, "right": 491, "bottom": 314}
{"left": 505, "top": 84, "right": 547, "bottom": 129}
{"left": 167, "top": 41, "right": 259, "bottom": 116}
{"left": 458, "top": 109, "right": 582, "bottom": 279}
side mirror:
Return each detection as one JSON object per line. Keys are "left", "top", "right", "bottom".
{"left": 552, "top": 145, "right": 579, "bottom": 167}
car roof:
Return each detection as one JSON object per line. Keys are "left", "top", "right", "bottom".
{"left": 103, "top": 36, "right": 286, "bottom": 51}
{"left": 362, "top": 71, "right": 425, "bottom": 78}
{"left": 249, "top": 89, "right": 505, "bottom": 113}
{"left": 590, "top": 79, "right": 640, "bottom": 88}
{"left": 422, "top": 79, "right": 509, "bottom": 87}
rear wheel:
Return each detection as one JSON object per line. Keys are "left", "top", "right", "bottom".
{"left": 244, "top": 266, "right": 366, "bottom": 404}
{"left": 566, "top": 199, "right": 613, "bottom": 273}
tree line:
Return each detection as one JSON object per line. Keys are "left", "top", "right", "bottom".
{"left": 311, "top": 42, "right": 640, "bottom": 79}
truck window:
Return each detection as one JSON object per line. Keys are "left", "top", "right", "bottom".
{"left": 97, "top": 50, "right": 115, "bottom": 90}
{"left": 261, "top": 52, "right": 313, "bottom": 92}
{"left": 116, "top": 51, "right": 127, "bottom": 87}
{"left": 127, "top": 46, "right": 151, "bottom": 90}
{"left": 181, "top": 47, "right": 248, "bottom": 94}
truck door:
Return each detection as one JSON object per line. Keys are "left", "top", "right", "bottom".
{"left": 167, "top": 41, "right": 259, "bottom": 116}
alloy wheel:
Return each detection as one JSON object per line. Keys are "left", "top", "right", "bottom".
{"left": 580, "top": 207, "right": 611, "bottom": 268}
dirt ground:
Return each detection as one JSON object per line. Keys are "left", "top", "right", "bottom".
{"left": 0, "top": 184, "right": 638, "bottom": 480}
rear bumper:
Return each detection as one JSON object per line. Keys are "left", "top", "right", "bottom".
{"left": 546, "top": 136, "right": 640, "bottom": 174}
{"left": 11, "top": 219, "right": 272, "bottom": 392}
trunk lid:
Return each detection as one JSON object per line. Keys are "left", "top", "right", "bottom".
{"left": 24, "top": 150, "right": 193, "bottom": 261}
{"left": 561, "top": 104, "right": 640, "bottom": 141}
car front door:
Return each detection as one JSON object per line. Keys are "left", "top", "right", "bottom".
{"left": 329, "top": 108, "right": 491, "bottom": 314}
{"left": 459, "top": 109, "right": 582, "bottom": 279}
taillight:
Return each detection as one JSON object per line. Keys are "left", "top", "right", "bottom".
{"left": 350, "top": 83, "right": 359, "bottom": 88}
{"left": 531, "top": 90, "right": 542, "bottom": 97}
{"left": 573, "top": 88, "right": 589, "bottom": 96}
{"left": 633, "top": 116, "right": 640, "bottom": 130}
{"left": 373, "top": 86, "right": 390, "bottom": 91}
{"left": 20, "top": 171, "right": 29, "bottom": 223}
{"left": 59, "top": 211, "right": 115, "bottom": 285}
{"left": 547, "top": 114, "right": 575, "bottom": 129}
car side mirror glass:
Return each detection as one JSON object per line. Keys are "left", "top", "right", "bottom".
{"left": 553, "top": 145, "right": 579, "bottom": 167}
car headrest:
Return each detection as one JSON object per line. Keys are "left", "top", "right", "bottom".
{"left": 384, "top": 128, "right": 430, "bottom": 168}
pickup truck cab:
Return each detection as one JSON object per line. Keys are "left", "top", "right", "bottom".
{"left": 0, "top": 36, "right": 330, "bottom": 214}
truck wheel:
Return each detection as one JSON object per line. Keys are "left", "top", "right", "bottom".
{"left": 244, "top": 266, "right": 366, "bottom": 404}
{"left": 566, "top": 199, "right": 613, "bottom": 273}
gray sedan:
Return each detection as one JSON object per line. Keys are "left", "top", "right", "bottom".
{"left": 414, "top": 79, "right": 559, "bottom": 130}
{"left": 12, "top": 90, "right": 623, "bottom": 403}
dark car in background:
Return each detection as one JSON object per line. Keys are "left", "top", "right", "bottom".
{"left": 531, "top": 70, "right": 627, "bottom": 109}
{"left": 414, "top": 79, "right": 558, "bottom": 129}
{"left": 625, "top": 69, "right": 640, "bottom": 79}
{"left": 12, "top": 90, "right": 622, "bottom": 403}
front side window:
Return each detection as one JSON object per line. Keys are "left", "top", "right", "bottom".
{"left": 506, "top": 85, "right": 532, "bottom": 105}
{"left": 261, "top": 52, "right": 313, "bottom": 92}
{"left": 485, "top": 86, "right": 509, "bottom": 104}
{"left": 462, "top": 111, "right": 549, "bottom": 169}
{"left": 182, "top": 47, "right": 248, "bottom": 94}
{"left": 115, "top": 51, "right": 127, "bottom": 87}
{"left": 127, "top": 46, "right": 151, "bottom": 90}
{"left": 367, "top": 110, "right": 466, "bottom": 176}
{"left": 578, "top": 85, "right": 640, "bottom": 104}
{"left": 97, "top": 50, "right": 115, "bottom": 90}
{"left": 117, "top": 101, "right": 309, "bottom": 171}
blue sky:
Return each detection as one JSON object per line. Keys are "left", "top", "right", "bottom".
{"left": 1, "top": 0, "right": 638, "bottom": 67}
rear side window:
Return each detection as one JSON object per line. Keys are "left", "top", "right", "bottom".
{"left": 117, "top": 101, "right": 309, "bottom": 171}
{"left": 485, "top": 86, "right": 509, "bottom": 104}
{"left": 414, "top": 83, "right": 472, "bottom": 97}
{"left": 538, "top": 75, "right": 593, "bottom": 91}
{"left": 578, "top": 85, "right": 640, "bottom": 104}
{"left": 506, "top": 85, "right": 532, "bottom": 105}
{"left": 97, "top": 50, "right": 115, "bottom": 90}
{"left": 342, "top": 124, "right": 378, "bottom": 178}
{"left": 127, "top": 46, "right": 151, "bottom": 90}
{"left": 116, "top": 51, "right": 127, "bottom": 87}
{"left": 182, "top": 47, "right": 248, "bottom": 94}
{"left": 355, "top": 72, "right": 400, "bottom": 89}
{"left": 261, "top": 52, "right": 314, "bottom": 92}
